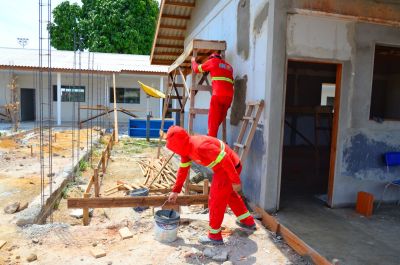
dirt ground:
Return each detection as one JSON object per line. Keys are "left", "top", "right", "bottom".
{"left": 0, "top": 137, "right": 310, "bottom": 265}
{"left": 0, "top": 129, "right": 96, "bottom": 242}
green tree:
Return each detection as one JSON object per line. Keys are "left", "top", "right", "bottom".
{"left": 49, "top": 1, "right": 83, "bottom": 51}
{"left": 49, "top": 0, "right": 159, "bottom": 55}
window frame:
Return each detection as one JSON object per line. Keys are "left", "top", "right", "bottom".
{"left": 109, "top": 87, "right": 141, "bottom": 104}
{"left": 52, "top": 85, "right": 86, "bottom": 102}
{"left": 369, "top": 43, "right": 400, "bottom": 122}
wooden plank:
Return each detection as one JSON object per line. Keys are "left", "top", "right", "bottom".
{"left": 189, "top": 108, "right": 209, "bottom": 115}
{"left": 68, "top": 195, "right": 209, "bottom": 208}
{"left": 234, "top": 143, "right": 245, "bottom": 149}
{"left": 159, "top": 24, "right": 187, "bottom": 31}
{"left": 203, "top": 179, "right": 209, "bottom": 209}
{"left": 162, "top": 14, "right": 190, "bottom": 20}
{"left": 155, "top": 44, "right": 183, "bottom": 50}
{"left": 85, "top": 175, "right": 94, "bottom": 194}
{"left": 192, "top": 85, "right": 212, "bottom": 92}
{"left": 112, "top": 73, "right": 118, "bottom": 143}
{"left": 328, "top": 64, "right": 342, "bottom": 207}
{"left": 164, "top": 0, "right": 195, "bottom": 8}
{"left": 82, "top": 193, "right": 90, "bottom": 226}
{"left": 169, "top": 40, "right": 194, "bottom": 73}
{"left": 148, "top": 153, "right": 175, "bottom": 187}
{"left": 0, "top": 240, "right": 6, "bottom": 249}
{"left": 192, "top": 39, "right": 226, "bottom": 51}
{"left": 158, "top": 35, "right": 185, "bottom": 41}
{"left": 94, "top": 169, "right": 99, "bottom": 197}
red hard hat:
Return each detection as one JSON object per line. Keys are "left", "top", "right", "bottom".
{"left": 208, "top": 53, "right": 222, "bottom": 59}
{"left": 166, "top": 126, "right": 191, "bottom": 156}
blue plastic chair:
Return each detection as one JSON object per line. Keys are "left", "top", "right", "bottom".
{"left": 377, "top": 152, "right": 400, "bottom": 208}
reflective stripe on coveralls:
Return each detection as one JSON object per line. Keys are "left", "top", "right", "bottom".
{"left": 198, "top": 65, "right": 203, "bottom": 73}
{"left": 180, "top": 161, "right": 192, "bottom": 168}
{"left": 237, "top": 211, "right": 251, "bottom": 221}
{"left": 209, "top": 226, "right": 222, "bottom": 234}
{"left": 211, "top": 76, "right": 234, "bottom": 84}
{"left": 207, "top": 140, "right": 226, "bottom": 168}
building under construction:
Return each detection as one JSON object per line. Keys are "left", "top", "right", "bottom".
{"left": 0, "top": 1, "right": 400, "bottom": 264}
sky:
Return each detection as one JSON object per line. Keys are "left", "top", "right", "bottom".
{"left": 0, "top": 0, "right": 161, "bottom": 49}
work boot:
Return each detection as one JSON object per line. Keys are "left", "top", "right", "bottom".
{"left": 198, "top": 235, "right": 224, "bottom": 245}
{"left": 236, "top": 220, "right": 256, "bottom": 231}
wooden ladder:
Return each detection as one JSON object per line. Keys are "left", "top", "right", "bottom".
{"left": 188, "top": 49, "right": 227, "bottom": 141}
{"left": 233, "top": 100, "right": 265, "bottom": 163}
{"left": 157, "top": 68, "right": 189, "bottom": 157}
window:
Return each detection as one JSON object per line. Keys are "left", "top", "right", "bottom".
{"left": 53, "top": 85, "right": 85, "bottom": 102}
{"left": 370, "top": 45, "right": 400, "bottom": 121}
{"left": 109, "top": 87, "right": 140, "bottom": 104}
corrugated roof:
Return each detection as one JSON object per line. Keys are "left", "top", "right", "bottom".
{"left": 150, "top": 0, "right": 195, "bottom": 65}
{"left": 0, "top": 47, "right": 168, "bottom": 74}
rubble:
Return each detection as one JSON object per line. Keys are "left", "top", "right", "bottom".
{"left": 90, "top": 248, "right": 106, "bottom": 258}
{"left": 26, "top": 253, "right": 37, "bottom": 262}
{"left": 4, "top": 202, "right": 20, "bottom": 214}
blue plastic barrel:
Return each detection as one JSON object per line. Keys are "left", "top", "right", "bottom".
{"left": 130, "top": 188, "right": 149, "bottom": 212}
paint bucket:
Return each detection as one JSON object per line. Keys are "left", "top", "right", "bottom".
{"left": 130, "top": 188, "right": 149, "bottom": 212}
{"left": 154, "top": 209, "right": 180, "bottom": 243}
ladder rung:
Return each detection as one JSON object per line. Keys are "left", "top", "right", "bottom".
{"left": 247, "top": 100, "right": 262, "bottom": 106}
{"left": 169, "top": 95, "right": 183, "bottom": 99}
{"left": 169, "top": 83, "right": 184, "bottom": 87}
{"left": 234, "top": 143, "right": 245, "bottom": 149}
{"left": 191, "top": 85, "right": 212, "bottom": 92}
{"left": 190, "top": 108, "right": 208, "bottom": 115}
{"left": 242, "top": 116, "right": 255, "bottom": 121}
{"left": 167, "top": 108, "right": 182, "bottom": 112}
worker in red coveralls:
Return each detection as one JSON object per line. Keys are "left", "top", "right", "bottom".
{"left": 191, "top": 53, "right": 234, "bottom": 138}
{"left": 166, "top": 126, "right": 256, "bottom": 245}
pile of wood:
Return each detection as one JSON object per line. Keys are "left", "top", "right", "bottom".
{"left": 104, "top": 154, "right": 209, "bottom": 196}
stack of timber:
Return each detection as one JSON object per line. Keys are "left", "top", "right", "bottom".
{"left": 105, "top": 154, "right": 209, "bottom": 196}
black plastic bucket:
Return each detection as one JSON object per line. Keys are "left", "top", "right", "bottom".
{"left": 130, "top": 188, "right": 149, "bottom": 212}
{"left": 154, "top": 209, "right": 180, "bottom": 242}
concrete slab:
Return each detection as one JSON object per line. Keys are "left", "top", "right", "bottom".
{"left": 276, "top": 196, "right": 400, "bottom": 265}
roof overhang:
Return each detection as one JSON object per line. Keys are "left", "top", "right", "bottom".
{"left": 150, "top": 0, "right": 196, "bottom": 65}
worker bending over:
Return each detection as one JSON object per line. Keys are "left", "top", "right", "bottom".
{"left": 191, "top": 53, "right": 234, "bottom": 138}
{"left": 166, "top": 126, "right": 256, "bottom": 245}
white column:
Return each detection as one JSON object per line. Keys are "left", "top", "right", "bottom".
{"left": 57, "top": 72, "right": 61, "bottom": 125}
{"left": 159, "top": 76, "right": 164, "bottom": 118}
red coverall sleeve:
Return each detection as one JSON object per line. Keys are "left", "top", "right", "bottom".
{"left": 197, "top": 142, "right": 241, "bottom": 184}
{"left": 171, "top": 156, "right": 192, "bottom": 193}
{"left": 191, "top": 59, "right": 214, "bottom": 74}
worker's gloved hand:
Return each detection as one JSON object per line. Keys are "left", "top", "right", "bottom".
{"left": 232, "top": 184, "right": 242, "bottom": 192}
{"left": 168, "top": 192, "right": 179, "bottom": 203}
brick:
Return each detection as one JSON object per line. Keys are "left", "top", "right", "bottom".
{"left": 90, "top": 248, "right": 106, "bottom": 258}
{"left": 356, "top": 191, "right": 374, "bottom": 217}
{"left": 118, "top": 227, "right": 133, "bottom": 240}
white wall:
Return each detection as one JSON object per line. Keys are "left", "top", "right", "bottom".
{"left": 183, "top": 0, "right": 270, "bottom": 205}
{"left": 0, "top": 70, "right": 167, "bottom": 124}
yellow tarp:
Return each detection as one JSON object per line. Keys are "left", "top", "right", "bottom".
{"left": 138, "top": 81, "right": 165, "bottom": 99}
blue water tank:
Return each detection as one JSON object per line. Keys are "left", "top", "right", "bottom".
{"left": 128, "top": 118, "right": 174, "bottom": 138}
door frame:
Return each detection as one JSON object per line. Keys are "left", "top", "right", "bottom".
{"left": 280, "top": 58, "right": 342, "bottom": 207}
